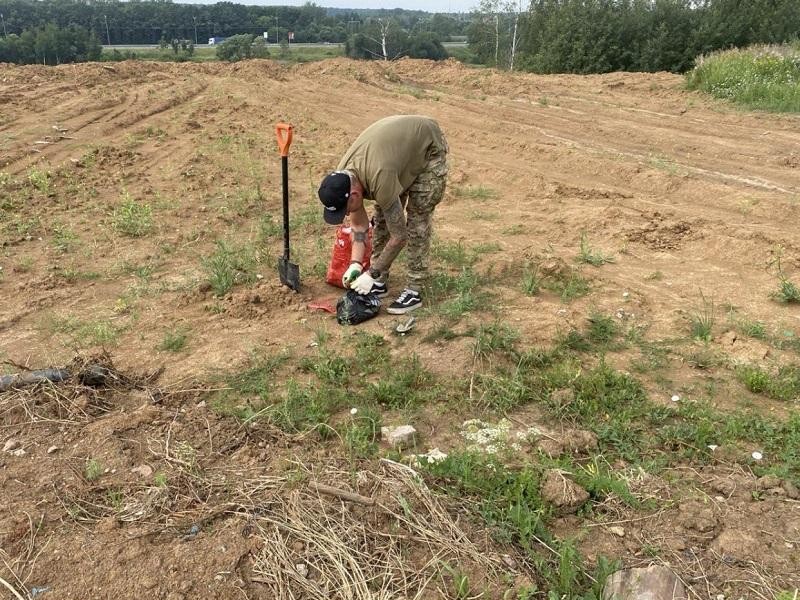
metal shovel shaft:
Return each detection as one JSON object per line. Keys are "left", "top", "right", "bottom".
{"left": 282, "top": 154, "right": 290, "bottom": 260}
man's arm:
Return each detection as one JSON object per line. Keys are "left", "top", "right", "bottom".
{"left": 370, "top": 198, "right": 407, "bottom": 274}
{"left": 348, "top": 203, "right": 370, "bottom": 265}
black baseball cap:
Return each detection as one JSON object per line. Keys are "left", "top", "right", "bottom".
{"left": 318, "top": 171, "right": 351, "bottom": 225}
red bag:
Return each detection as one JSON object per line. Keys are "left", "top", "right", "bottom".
{"left": 326, "top": 225, "right": 373, "bottom": 288}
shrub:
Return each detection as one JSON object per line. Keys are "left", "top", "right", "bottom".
{"left": 216, "top": 34, "right": 269, "bottom": 62}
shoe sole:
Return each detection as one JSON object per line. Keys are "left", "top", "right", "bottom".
{"left": 386, "top": 302, "right": 422, "bottom": 315}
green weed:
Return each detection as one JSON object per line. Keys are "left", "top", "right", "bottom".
{"left": 427, "top": 268, "right": 489, "bottom": 320}
{"left": 367, "top": 355, "right": 436, "bottom": 409}
{"left": 159, "top": 327, "right": 189, "bottom": 352}
{"left": 475, "top": 369, "right": 530, "bottom": 411}
{"left": 343, "top": 406, "right": 382, "bottom": 458}
{"left": 202, "top": 240, "right": 257, "bottom": 296}
{"left": 737, "top": 363, "right": 800, "bottom": 401}
{"left": 51, "top": 224, "right": 79, "bottom": 253}
{"left": 57, "top": 267, "right": 101, "bottom": 283}
{"left": 773, "top": 277, "right": 800, "bottom": 304}
{"left": 472, "top": 321, "right": 520, "bottom": 361}
{"left": 545, "top": 270, "right": 590, "bottom": 302}
{"left": 113, "top": 191, "right": 154, "bottom": 237}
{"left": 577, "top": 233, "right": 615, "bottom": 266}
{"left": 689, "top": 293, "right": 715, "bottom": 342}
{"left": 211, "top": 351, "right": 289, "bottom": 416}
{"left": 453, "top": 184, "right": 497, "bottom": 200}
{"left": 48, "top": 314, "right": 123, "bottom": 347}
{"left": 503, "top": 223, "right": 526, "bottom": 235}
{"left": 84, "top": 458, "right": 103, "bottom": 481}
{"left": 27, "top": 167, "right": 52, "bottom": 196}
{"left": 587, "top": 312, "right": 619, "bottom": 346}
{"left": 258, "top": 214, "right": 282, "bottom": 241}
{"left": 522, "top": 263, "right": 542, "bottom": 296}
{"left": 353, "top": 332, "right": 390, "bottom": 375}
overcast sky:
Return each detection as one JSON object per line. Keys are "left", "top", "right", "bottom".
{"left": 177, "top": 0, "right": 477, "bottom": 14}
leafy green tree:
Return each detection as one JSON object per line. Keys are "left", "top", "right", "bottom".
{"left": 407, "top": 32, "right": 448, "bottom": 60}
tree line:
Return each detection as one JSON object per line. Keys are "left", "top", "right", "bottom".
{"left": 468, "top": 0, "right": 800, "bottom": 73}
{"left": 0, "top": 0, "right": 467, "bottom": 46}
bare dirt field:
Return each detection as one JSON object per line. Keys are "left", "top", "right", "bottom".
{"left": 1, "top": 58, "right": 800, "bottom": 599}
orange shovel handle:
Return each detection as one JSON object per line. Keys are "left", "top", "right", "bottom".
{"left": 275, "top": 123, "right": 293, "bottom": 157}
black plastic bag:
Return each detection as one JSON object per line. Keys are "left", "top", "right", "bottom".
{"left": 336, "top": 290, "right": 381, "bottom": 325}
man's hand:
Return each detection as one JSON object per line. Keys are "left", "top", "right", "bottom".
{"left": 342, "top": 263, "right": 362, "bottom": 287}
{"left": 351, "top": 271, "right": 377, "bottom": 295}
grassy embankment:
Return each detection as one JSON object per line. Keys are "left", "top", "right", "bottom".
{"left": 687, "top": 43, "right": 800, "bottom": 112}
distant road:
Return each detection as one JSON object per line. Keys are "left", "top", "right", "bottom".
{"left": 103, "top": 42, "right": 467, "bottom": 50}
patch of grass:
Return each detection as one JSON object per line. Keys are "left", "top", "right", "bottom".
{"left": 587, "top": 312, "right": 619, "bottom": 346}
{"left": 301, "top": 350, "right": 349, "bottom": 386}
{"left": 258, "top": 214, "right": 282, "bottom": 241}
{"left": 431, "top": 239, "right": 476, "bottom": 269}
{"left": 687, "top": 45, "right": 800, "bottom": 113}
{"left": 472, "top": 321, "right": 520, "bottom": 361}
{"left": 343, "top": 406, "right": 382, "bottom": 458}
{"left": 475, "top": 368, "right": 529, "bottom": 412}
{"left": 290, "top": 204, "right": 324, "bottom": 234}
{"left": 14, "top": 257, "right": 34, "bottom": 273}
{"left": 210, "top": 351, "right": 290, "bottom": 420}
{"left": 367, "top": 355, "right": 436, "bottom": 410}
{"left": 158, "top": 327, "right": 189, "bottom": 352}
{"left": 689, "top": 293, "right": 715, "bottom": 342}
{"left": 737, "top": 363, "right": 800, "bottom": 401}
{"left": 577, "top": 232, "right": 615, "bottom": 266}
{"left": 545, "top": 270, "right": 590, "bottom": 302}
{"left": 422, "top": 323, "right": 461, "bottom": 344}
{"left": 202, "top": 240, "right": 257, "bottom": 296}
{"left": 48, "top": 314, "right": 123, "bottom": 347}
{"left": 113, "top": 191, "right": 154, "bottom": 237}
{"left": 773, "top": 276, "right": 800, "bottom": 304}
{"left": 51, "top": 224, "right": 79, "bottom": 253}
{"left": 422, "top": 452, "right": 616, "bottom": 597}
{"left": 571, "top": 456, "right": 639, "bottom": 507}
{"left": 5, "top": 216, "right": 40, "bottom": 236}
{"left": 353, "top": 331, "right": 390, "bottom": 375}
{"left": 426, "top": 267, "right": 490, "bottom": 320}
{"left": 268, "top": 381, "right": 344, "bottom": 435}
{"left": 736, "top": 316, "right": 767, "bottom": 339}
{"left": 27, "top": 167, "right": 52, "bottom": 196}
{"left": 502, "top": 223, "right": 526, "bottom": 235}
{"left": 521, "top": 263, "right": 542, "bottom": 296}
{"left": 84, "top": 458, "right": 103, "bottom": 481}
{"left": 453, "top": 184, "right": 497, "bottom": 200}
{"left": 57, "top": 266, "right": 101, "bottom": 283}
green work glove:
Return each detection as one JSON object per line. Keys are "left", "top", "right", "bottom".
{"left": 342, "top": 262, "right": 363, "bottom": 287}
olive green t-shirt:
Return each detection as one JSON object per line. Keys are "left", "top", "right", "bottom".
{"left": 337, "top": 115, "right": 446, "bottom": 210}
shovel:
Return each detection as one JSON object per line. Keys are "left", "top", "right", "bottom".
{"left": 275, "top": 122, "right": 300, "bottom": 291}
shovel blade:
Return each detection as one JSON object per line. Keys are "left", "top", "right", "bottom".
{"left": 278, "top": 258, "right": 301, "bottom": 291}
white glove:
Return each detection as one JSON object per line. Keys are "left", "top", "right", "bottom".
{"left": 351, "top": 271, "right": 377, "bottom": 295}
{"left": 342, "top": 262, "right": 362, "bottom": 287}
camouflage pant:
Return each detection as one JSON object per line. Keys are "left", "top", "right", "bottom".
{"left": 372, "top": 144, "right": 448, "bottom": 291}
